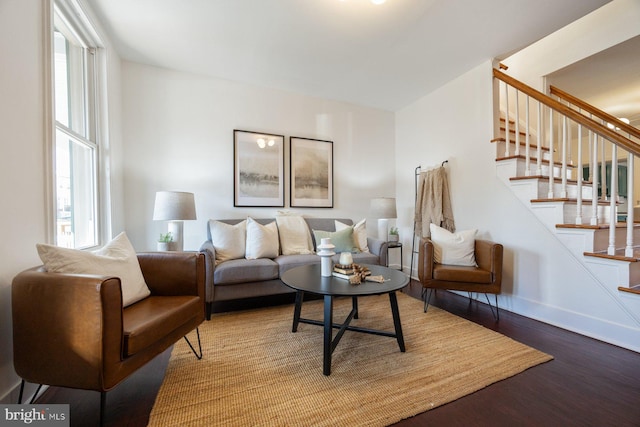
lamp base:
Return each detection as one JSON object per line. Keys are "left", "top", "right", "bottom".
{"left": 168, "top": 221, "right": 184, "bottom": 251}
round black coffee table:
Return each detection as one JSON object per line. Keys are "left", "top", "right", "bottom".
{"left": 281, "top": 264, "right": 409, "bottom": 375}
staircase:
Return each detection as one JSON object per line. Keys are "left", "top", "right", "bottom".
{"left": 492, "top": 69, "right": 640, "bottom": 329}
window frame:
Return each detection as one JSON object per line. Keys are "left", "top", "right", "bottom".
{"left": 46, "top": 0, "right": 109, "bottom": 249}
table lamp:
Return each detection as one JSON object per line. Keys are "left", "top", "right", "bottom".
{"left": 153, "top": 191, "right": 197, "bottom": 251}
{"left": 370, "top": 197, "right": 397, "bottom": 241}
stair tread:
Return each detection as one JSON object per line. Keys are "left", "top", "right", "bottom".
{"left": 496, "top": 155, "right": 576, "bottom": 168}
{"left": 557, "top": 222, "right": 639, "bottom": 230}
{"left": 584, "top": 249, "right": 640, "bottom": 262}
{"left": 618, "top": 285, "right": 640, "bottom": 295}
{"left": 510, "top": 175, "right": 593, "bottom": 185}
{"left": 491, "top": 137, "right": 551, "bottom": 152}
{"left": 531, "top": 198, "right": 616, "bottom": 205}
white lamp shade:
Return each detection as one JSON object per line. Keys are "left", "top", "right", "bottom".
{"left": 370, "top": 197, "right": 397, "bottom": 219}
{"left": 153, "top": 191, "right": 197, "bottom": 221}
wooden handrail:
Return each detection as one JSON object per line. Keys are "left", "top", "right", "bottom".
{"left": 550, "top": 85, "right": 640, "bottom": 141}
{"left": 493, "top": 69, "right": 640, "bottom": 157}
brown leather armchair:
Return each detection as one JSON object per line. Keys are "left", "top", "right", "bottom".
{"left": 418, "top": 238, "right": 503, "bottom": 320}
{"left": 12, "top": 251, "right": 205, "bottom": 425}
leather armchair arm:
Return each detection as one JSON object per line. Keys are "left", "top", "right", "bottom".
{"left": 418, "top": 238, "right": 435, "bottom": 282}
{"left": 199, "top": 240, "right": 215, "bottom": 303}
{"left": 137, "top": 252, "right": 205, "bottom": 298}
{"left": 12, "top": 269, "right": 123, "bottom": 390}
{"left": 474, "top": 239, "right": 503, "bottom": 284}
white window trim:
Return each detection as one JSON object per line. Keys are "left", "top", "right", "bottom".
{"left": 44, "top": 0, "right": 111, "bottom": 248}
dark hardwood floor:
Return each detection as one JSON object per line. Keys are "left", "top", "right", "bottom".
{"left": 35, "top": 280, "right": 640, "bottom": 426}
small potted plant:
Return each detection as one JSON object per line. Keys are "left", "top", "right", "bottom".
{"left": 388, "top": 227, "right": 399, "bottom": 243}
{"left": 157, "top": 232, "right": 177, "bottom": 251}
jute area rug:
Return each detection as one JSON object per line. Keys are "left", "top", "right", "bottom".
{"left": 148, "top": 292, "right": 552, "bottom": 426}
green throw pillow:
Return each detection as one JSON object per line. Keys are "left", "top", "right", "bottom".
{"left": 313, "top": 226, "right": 360, "bottom": 253}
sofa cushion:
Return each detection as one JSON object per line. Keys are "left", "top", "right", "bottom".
{"left": 210, "top": 220, "right": 246, "bottom": 264}
{"left": 276, "top": 214, "right": 314, "bottom": 255}
{"left": 214, "top": 258, "right": 279, "bottom": 285}
{"left": 123, "top": 295, "right": 201, "bottom": 356}
{"left": 245, "top": 217, "right": 279, "bottom": 259}
{"left": 275, "top": 254, "right": 320, "bottom": 275}
{"left": 336, "top": 219, "right": 368, "bottom": 253}
{"left": 36, "top": 232, "right": 151, "bottom": 307}
{"left": 313, "top": 226, "right": 359, "bottom": 253}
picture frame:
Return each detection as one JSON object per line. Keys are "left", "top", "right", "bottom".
{"left": 234, "top": 130, "right": 285, "bottom": 207}
{"left": 290, "top": 137, "right": 333, "bottom": 208}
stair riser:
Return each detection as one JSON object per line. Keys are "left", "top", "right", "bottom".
{"left": 584, "top": 257, "right": 640, "bottom": 287}
{"left": 557, "top": 227, "right": 640, "bottom": 253}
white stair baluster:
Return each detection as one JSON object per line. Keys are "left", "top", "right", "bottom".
{"left": 591, "top": 133, "right": 599, "bottom": 225}
{"left": 504, "top": 82, "right": 510, "bottom": 157}
{"left": 626, "top": 153, "right": 635, "bottom": 257}
{"left": 576, "top": 123, "right": 583, "bottom": 225}
{"left": 525, "top": 95, "right": 530, "bottom": 176}
{"left": 548, "top": 108, "right": 554, "bottom": 198}
{"left": 536, "top": 102, "right": 543, "bottom": 175}
{"left": 608, "top": 145, "right": 618, "bottom": 255}
{"left": 515, "top": 90, "right": 520, "bottom": 156}
{"left": 561, "top": 116, "right": 568, "bottom": 198}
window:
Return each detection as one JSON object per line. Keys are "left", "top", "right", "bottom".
{"left": 52, "top": 2, "right": 102, "bottom": 248}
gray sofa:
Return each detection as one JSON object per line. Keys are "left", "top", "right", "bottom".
{"left": 199, "top": 218, "right": 389, "bottom": 319}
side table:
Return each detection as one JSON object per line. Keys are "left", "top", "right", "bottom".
{"left": 387, "top": 242, "right": 403, "bottom": 271}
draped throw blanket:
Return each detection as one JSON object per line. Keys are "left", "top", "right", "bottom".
{"left": 415, "top": 166, "right": 455, "bottom": 238}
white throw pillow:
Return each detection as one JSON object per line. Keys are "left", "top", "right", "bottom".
{"left": 275, "top": 215, "right": 314, "bottom": 255}
{"left": 336, "top": 219, "right": 368, "bottom": 252}
{"left": 245, "top": 217, "right": 279, "bottom": 259}
{"left": 36, "top": 232, "right": 151, "bottom": 307}
{"left": 209, "top": 220, "right": 246, "bottom": 263}
{"left": 429, "top": 223, "right": 477, "bottom": 266}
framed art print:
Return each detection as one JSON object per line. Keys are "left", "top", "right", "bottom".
{"left": 234, "top": 130, "right": 285, "bottom": 207}
{"left": 290, "top": 137, "right": 333, "bottom": 208}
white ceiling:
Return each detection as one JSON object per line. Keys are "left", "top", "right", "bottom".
{"left": 84, "top": 0, "right": 611, "bottom": 111}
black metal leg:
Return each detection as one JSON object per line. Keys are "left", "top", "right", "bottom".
{"left": 484, "top": 293, "right": 500, "bottom": 321}
{"left": 323, "top": 295, "right": 333, "bottom": 376}
{"left": 423, "top": 288, "right": 433, "bottom": 313}
{"left": 352, "top": 296, "right": 359, "bottom": 319}
{"left": 389, "top": 292, "right": 406, "bottom": 352}
{"left": 18, "top": 380, "right": 24, "bottom": 404}
{"left": 292, "top": 291, "right": 304, "bottom": 332}
{"left": 184, "top": 327, "right": 203, "bottom": 359}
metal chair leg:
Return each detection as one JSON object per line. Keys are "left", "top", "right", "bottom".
{"left": 18, "top": 380, "right": 25, "bottom": 404}
{"left": 484, "top": 293, "right": 500, "bottom": 321}
{"left": 18, "top": 381, "right": 42, "bottom": 404}
{"left": 184, "top": 327, "right": 203, "bottom": 360}
{"left": 423, "top": 288, "right": 434, "bottom": 313}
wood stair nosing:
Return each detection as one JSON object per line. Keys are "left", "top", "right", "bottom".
{"left": 530, "top": 197, "right": 620, "bottom": 206}
{"left": 618, "top": 285, "right": 640, "bottom": 295}
{"left": 496, "top": 154, "right": 575, "bottom": 168}
{"left": 490, "top": 137, "right": 550, "bottom": 152}
{"left": 510, "top": 175, "right": 593, "bottom": 186}
{"left": 584, "top": 251, "right": 639, "bottom": 262}
{"left": 556, "top": 222, "right": 638, "bottom": 230}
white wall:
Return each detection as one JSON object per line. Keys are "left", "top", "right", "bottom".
{"left": 396, "top": 60, "right": 639, "bottom": 352}
{"left": 0, "top": 0, "right": 124, "bottom": 403}
{"left": 120, "top": 62, "right": 396, "bottom": 252}
{"left": 0, "top": 0, "right": 49, "bottom": 403}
